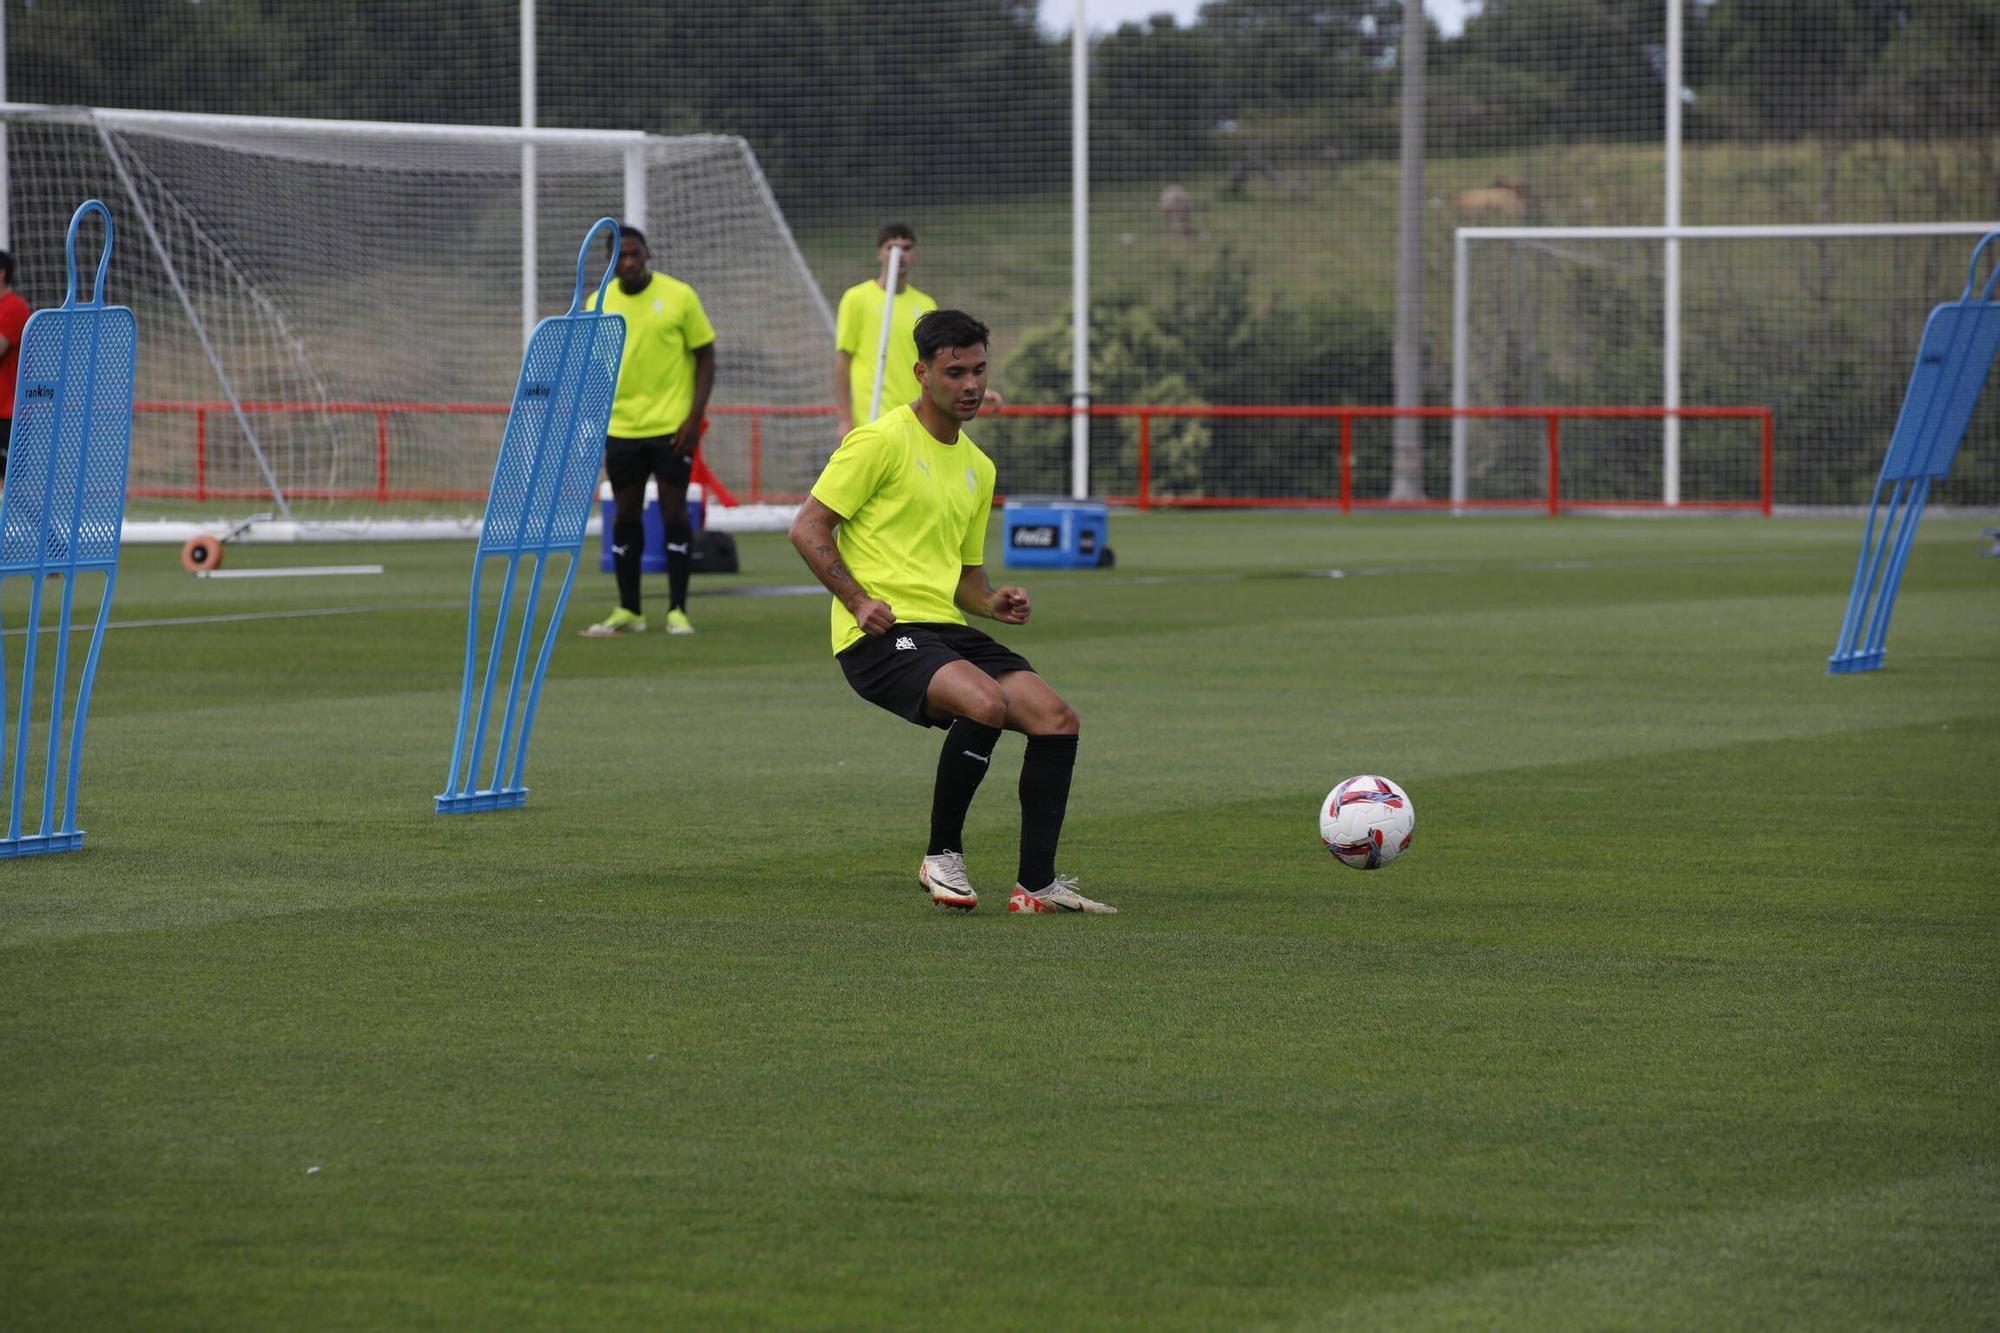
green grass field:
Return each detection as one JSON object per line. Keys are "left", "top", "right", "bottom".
{"left": 3, "top": 512, "right": 1996, "bottom": 1328}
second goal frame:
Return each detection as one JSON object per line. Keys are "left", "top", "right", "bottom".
{"left": 1452, "top": 222, "right": 2000, "bottom": 510}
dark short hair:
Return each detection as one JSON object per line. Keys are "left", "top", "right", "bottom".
{"left": 620, "top": 225, "right": 647, "bottom": 250}
{"left": 876, "top": 222, "right": 916, "bottom": 247}
{"left": 0, "top": 251, "right": 14, "bottom": 284}
{"left": 914, "top": 309, "right": 989, "bottom": 363}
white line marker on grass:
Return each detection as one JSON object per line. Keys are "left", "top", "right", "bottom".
{"left": 195, "top": 565, "right": 385, "bottom": 579}
{"left": 2, "top": 604, "right": 433, "bottom": 636}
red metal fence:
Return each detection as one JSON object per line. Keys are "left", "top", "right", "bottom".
{"left": 129, "top": 400, "right": 1773, "bottom": 515}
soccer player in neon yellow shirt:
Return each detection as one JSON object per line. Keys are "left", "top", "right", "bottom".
{"left": 789, "top": 310, "right": 1114, "bottom": 915}
{"left": 581, "top": 225, "right": 716, "bottom": 637}
{"left": 833, "top": 224, "right": 1006, "bottom": 434}
{"left": 833, "top": 222, "right": 937, "bottom": 435}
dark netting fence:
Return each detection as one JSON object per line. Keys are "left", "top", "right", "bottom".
{"left": 7, "top": 1, "right": 1995, "bottom": 511}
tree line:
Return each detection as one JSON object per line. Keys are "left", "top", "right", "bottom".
{"left": 11, "top": 1, "right": 1996, "bottom": 208}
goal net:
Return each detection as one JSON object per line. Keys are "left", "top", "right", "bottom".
{"left": 1452, "top": 224, "right": 2000, "bottom": 508}
{"left": 0, "top": 105, "right": 835, "bottom": 527}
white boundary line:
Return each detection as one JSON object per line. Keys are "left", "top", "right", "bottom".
{"left": 194, "top": 565, "right": 385, "bottom": 580}
{"left": 0, "top": 603, "right": 434, "bottom": 637}
{"left": 0, "top": 548, "right": 1819, "bottom": 637}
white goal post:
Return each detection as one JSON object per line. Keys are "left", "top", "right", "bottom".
{"left": 1452, "top": 222, "right": 2000, "bottom": 509}
{"left": 0, "top": 102, "right": 835, "bottom": 535}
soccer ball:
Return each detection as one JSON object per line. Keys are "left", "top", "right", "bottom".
{"left": 1319, "top": 775, "right": 1415, "bottom": 870}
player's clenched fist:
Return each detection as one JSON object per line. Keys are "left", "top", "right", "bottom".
{"left": 853, "top": 598, "right": 897, "bottom": 635}
{"left": 989, "top": 586, "right": 1030, "bottom": 624}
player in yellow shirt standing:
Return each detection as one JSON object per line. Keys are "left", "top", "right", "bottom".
{"left": 789, "top": 310, "right": 1114, "bottom": 915}
{"left": 834, "top": 223, "right": 1002, "bottom": 433}
{"left": 833, "top": 222, "right": 936, "bottom": 435}
{"left": 582, "top": 225, "right": 716, "bottom": 637}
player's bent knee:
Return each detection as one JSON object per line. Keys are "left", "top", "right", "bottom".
{"left": 1040, "top": 700, "right": 1080, "bottom": 735}
{"left": 928, "top": 664, "right": 1006, "bottom": 728}
{"left": 1001, "top": 673, "right": 1078, "bottom": 735}
{"left": 941, "top": 699, "right": 1005, "bottom": 729}
{"left": 960, "top": 691, "right": 1007, "bottom": 729}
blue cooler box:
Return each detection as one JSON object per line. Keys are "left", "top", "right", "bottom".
{"left": 1002, "top": 497, "right": 1111, "bottom": 569}
{"left": 598, "top": 482, "right": 704, "bottom": 572}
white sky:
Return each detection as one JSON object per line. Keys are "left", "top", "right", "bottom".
{"left": 1043, "top": 0, "right": 1475, "bottom": 38}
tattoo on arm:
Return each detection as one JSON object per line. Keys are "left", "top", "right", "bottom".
{"left": 813, "top": 542, "right": 856, "bottom": 588}
{"left": 792, "top": 499, "right": 873, "bottom": 610}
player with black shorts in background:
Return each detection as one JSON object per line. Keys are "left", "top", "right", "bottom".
{"left": 582, "top": 225, "right": 716, "bottom": 637}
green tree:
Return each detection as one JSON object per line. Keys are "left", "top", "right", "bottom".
{"left": 1001, "top": 295, "right": 1215, "bottom": 496}
{"left": 627, "top": 0, "right": 1065, "bottom": 206}
{"left": 1004, "top": 252, "right": 1389, "bottom": 499}
{"left": 9, "top": 0, "right": 1066, "bottom": 207}
{"left": 1092, "top": 16, "right": 1218, "bottom": 181}
{"left": 1852, "top": 0, "right": 2000, "bottom": 138}
{"left": 1702, "top": 0, "right": 1909, "bottom": 139}
{"left": 1438, "top": 0, "right": 1669, "bottom": 146}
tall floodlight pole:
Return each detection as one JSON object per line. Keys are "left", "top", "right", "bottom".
{"left": 1663, "top": 0, "right": 1684, "bottom": 505}
{"left": 1390, "top": 0, "right": 1426, "bottom": 500}
{"left": 521, "top": 0, "right": 538, "bottom": 349}
{"left": 1070, "top": 0, "right": 1091, "bottom": 500}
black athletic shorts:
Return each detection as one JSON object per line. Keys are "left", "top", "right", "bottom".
{"left": 837, "top": 621, "right": 1034, "bottom": 728}
{"left": 604, "top": 433, "right": 693, "bottom": 493}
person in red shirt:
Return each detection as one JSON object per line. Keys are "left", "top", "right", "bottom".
{"left": 0, "top": 251, "right": 30, "bottom": 480}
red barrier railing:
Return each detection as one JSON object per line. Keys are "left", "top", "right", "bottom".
{"left": 1000, "top": 403, "right": 1774, "bottom": 516}
{"left": 134, "top": 400, "right": 505, "bottom": 503}
{"left": 130, "top": 400, "right": 1772, "bottom": 515}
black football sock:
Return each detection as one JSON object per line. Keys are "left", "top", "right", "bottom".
{"left": 928, "top": 719, "right": 1002, "bottom": 856}
{"left": 612, "top": 508, "right": 645, "bottom": 614}
{"left": 1016, "top": 732, "right": 1078, "bottom": 891}
{"left": 664, "top": 506, "right": 693, "bottom": 613}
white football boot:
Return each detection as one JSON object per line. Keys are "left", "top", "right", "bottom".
{"left": 1008, "top": 874, "right": 1117, "bottom": 914}
{"left": 917, "top": 851, "right": 978, "bottom": 912}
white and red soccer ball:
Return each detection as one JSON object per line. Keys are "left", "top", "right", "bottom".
{"left": 1320, "top": 775, "right": 1415, "bottom": 870}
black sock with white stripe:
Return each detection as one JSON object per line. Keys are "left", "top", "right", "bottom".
{"left": 664, "top": 506, "right": 693, "bottom": 613}
{"left": 1017, "top": 733, "right": 1078, "bottom": 892}
{"left": 928, "top": 719, "right": 1003, "bottom": 857}
{"left": 612, "top": 507, "right": 645, "bottom": 614}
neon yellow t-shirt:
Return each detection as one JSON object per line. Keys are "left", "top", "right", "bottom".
{"left": 835, "top": 279, "right": 937, "bottom": 423}
{"left": 588, "top": 270, "right": 716, "bottom": 437}
{"left": 809, "top": 403, "right": 997, "bottom": 655}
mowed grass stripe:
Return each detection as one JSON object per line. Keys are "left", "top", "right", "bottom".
{"left": 5, "top": 612, "right": 1992, "bottom": 946}
{"left": 5, "top": 885, "right": 1990, "bottom": 1323}
{"left": 1294, "top": 1159, "right": 2000, "bottom": 1330}
{"left": 3, "top": 515, "right": 1995, "bottom": 1327}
